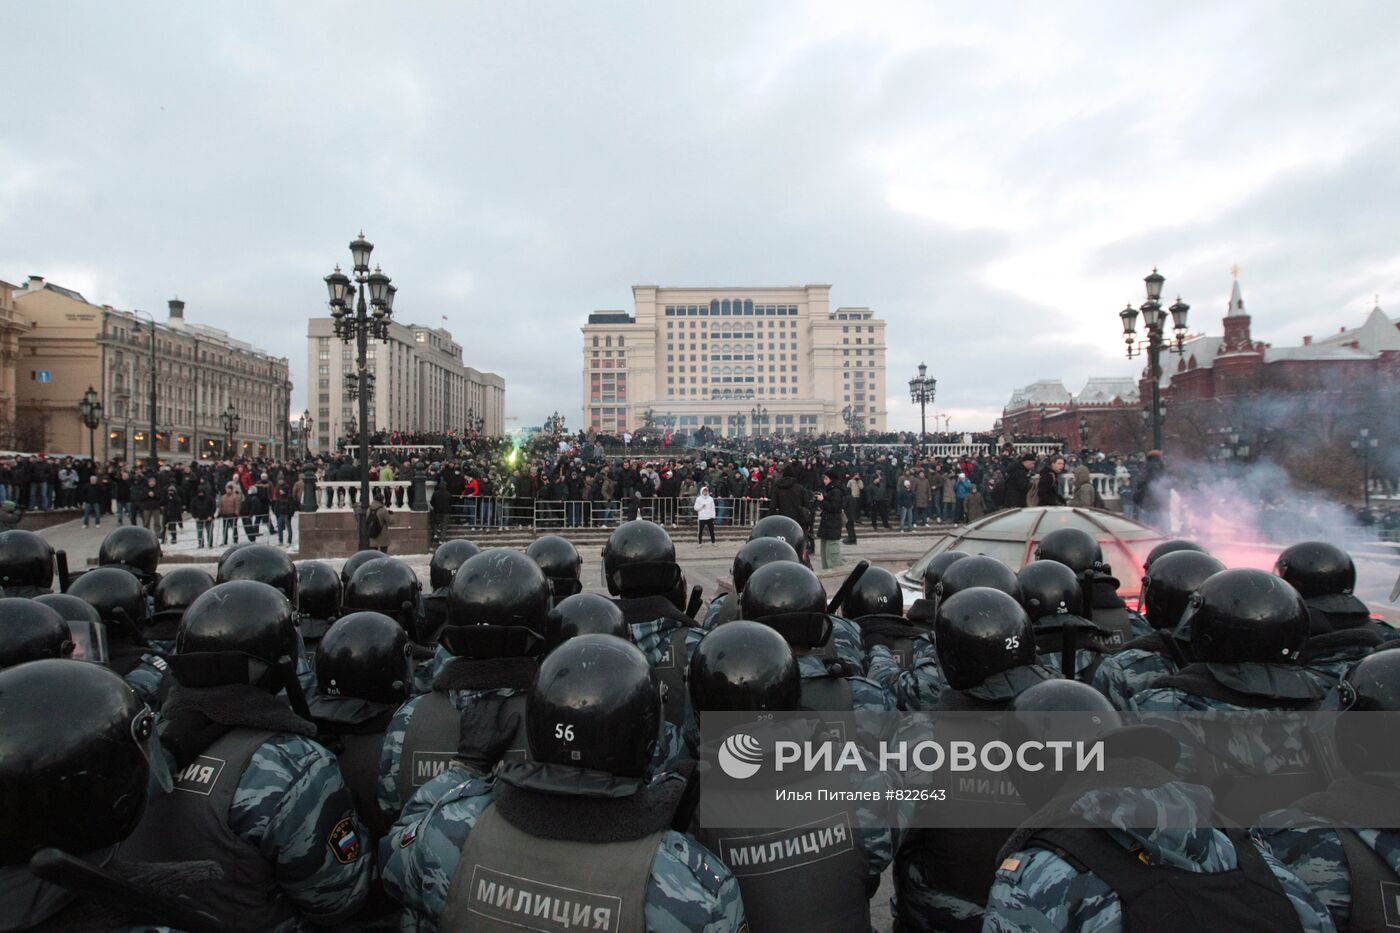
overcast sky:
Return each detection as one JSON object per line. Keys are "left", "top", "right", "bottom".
{"left": 3, "top": 2, "right": 1397, "bottom": 431}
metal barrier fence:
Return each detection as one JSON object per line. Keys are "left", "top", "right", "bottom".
{"left": 443, "top": 496, "right": 769, "bottom": 530}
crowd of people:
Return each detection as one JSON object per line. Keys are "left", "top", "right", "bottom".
{"left": 0, "top": 513, "right": 1396, "bottom": 931}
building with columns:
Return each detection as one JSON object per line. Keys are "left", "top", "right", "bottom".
{"left": 12, "top": 276, "right": 291, "bottom": 460}
{"left": 306, "top": 318, "right": 504, "bottom": 451}
{"left": 0, "top": 280, "right": 32, "bottom": 447}
{"left": 581, "top": 285, "right": 887, "bottom": 436}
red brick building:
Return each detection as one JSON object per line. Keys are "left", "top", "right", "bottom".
{"left": 999, "top": 377, "right": 1151, "bottom": 453}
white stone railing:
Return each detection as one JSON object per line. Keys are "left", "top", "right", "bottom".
{"left": 316, "top": 480, "right": 435, "bottom": 512}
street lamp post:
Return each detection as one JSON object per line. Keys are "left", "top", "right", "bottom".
{"left": 1119, "top": 267, "right": 1189, "bottom": 451}
{"left": 221, "top": 403, "right": 240, "bottom": 459}
{"left": 1078, "top": 415, "right": 1090, "bottom": 449}
{"left": 1352, "top": 427, "right": 1379, "bottom": 509}
{"left": 326, "top": 233, "right": 395, "bottom": 551}
{"left": 908, "top": 362, "right": 936, "bottom": 445}
{"left": 130, "top": 311, "right": 159, "bottom": 467}
{"left": 750, "top": 404, "right": 768, "bottom": 436}
{"left": 298, "top": 409, "right": 311, "bottom": 455}
{"left": 78, "top": 386, "right": 104, "bottom": 462}
{"left": 727, "top": 413, "right": 746, "bottom": 438}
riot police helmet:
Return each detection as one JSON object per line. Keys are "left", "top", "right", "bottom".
{"left": 1034, "top": 528, "right": 1103, "bottom": 575}
{"left": 343, "top": 557, "right": 421, "bottom": 631}
{"left": 33, "top": 593, "right": 102, "bottom": 627}
{"left": 0, "top": 599, "right": 73, "bottom": 668}
{"left": 740, "top": 561, "right": 826, "bottom": 620}
{"left": 527, "top": 634, "right": 660, "bottom": 779}
{"left": 176, "top": 580, "right": 300, "bottom": 691}
{"left": 731, "top": 537, "right": 800, "bottom": 594}
{"left": 0, "top": 660, "right": 155, "bottom": 864}
{"left": 97, "top": 525, "right": 162, "bottom": 579}
{"left": 429, "top": 539, "right": 481, "bottom": 591}
{"left": 68, "top": 567, "right": 149, "bottom": 631}
{"left": 1332, "top": 651, "right": 1400, "bottom": 777}
{"left": 1017, "top": 560, "right": 1084, "bottom": 623}
{"left": 296, "top": 560, "right": 342, "bottom": 621}
{"left": 688, "top": 620, "right": 800, "bottom": 712}
{"left": 1184, "top": 568, "right": 1309, "bottom": 664}
{"left": 446, "top": 549, "right": 553, "bottom": 636}
{"left": 0, "top": 529, "right": 55, "bottom": 593}
{"left": 153, "top": 567, "right": 216, "bottom": 623}
{"left": 527, "top": 535, "right": 584, "bottom": 599}
{"left": 314, "top": 611, "right": 411, "bottom": 705}
{"left": 601, "top": 520, "right": 677, "bottom": 596}
{"left": 934, "top": 587, "right": 1037, "bottom": 691}
{"left": 546, "top": 592, "right": 629, "bottom": 648}
{"left": 749, "top": 514, "right": 808, "bottom": 564}
{"left": 1140, "top": 551, "right": 1226, "bottom": 631}
{"left": 1274, "top": 541, "right": 1357, "bottom": 600}
{"left": 939, "top": 554, "right": 1022, "bottom": 603}
{"left": 922, "top": 551, "right": 969, "bottom": 600}
{"left": 217, "top": 543, "right": 298, "bottom": 603}
{"left": 1144, "top": 538, "right": 1209, "bottom": 571}
{"left": 340, "top": 549, "right": 385, "bottom": 589}
{"left": 843, "top": 565, "right": 904, "bottom": 618}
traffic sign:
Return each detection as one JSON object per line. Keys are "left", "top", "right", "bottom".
{"left": 35, "top": 370, "right": 51, "bottom": 383}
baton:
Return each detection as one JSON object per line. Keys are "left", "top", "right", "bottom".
{"left": 827, "top": 560, "right": 871, "bottom": 614}
{"left": 685, "top": 585, "right": 704, "bottom": 620}
{"left": 56, "top": 550, "right": 71, "bottom": 592}
{"left": 29, "top": 848, "right": 223, "bottom": 933}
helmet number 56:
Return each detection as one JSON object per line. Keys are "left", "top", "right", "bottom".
{"left": 555, "top": 723, "right": 575, "bottom": 742}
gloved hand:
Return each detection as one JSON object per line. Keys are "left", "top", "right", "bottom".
{"left": 455, "top": 699, "right": 521, "bottom": 776}
{"left": 159, "top": 707, "right": 232, "bottom": 769}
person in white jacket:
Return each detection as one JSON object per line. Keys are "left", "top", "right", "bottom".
{"left": 694, "top": 486, "right": 717, "bottom": 545}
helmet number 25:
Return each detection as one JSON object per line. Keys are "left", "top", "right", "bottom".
{"left": 1004, "top": 636, "right": 1020, "bottom": 650}
{"left": 555, "top": 723, "right": 575, "bottom": 742}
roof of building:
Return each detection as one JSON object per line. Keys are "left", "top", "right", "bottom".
{"left": 587, "top": 312, "right": 634, "bottom": 324}
{"left": 1077, "top": 376, "right": 1140, "bottom": 404}
{"left": 1006, "top": 379, "right": 1072, "bottom": 409}
{"left": 1312, "top": 304, "right": 1400, "bottom": 353}
{"left": 1225, "top": 278, "right": 1246, "bottom": 318}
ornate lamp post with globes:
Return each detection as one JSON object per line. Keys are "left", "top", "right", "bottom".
{"left": 1118, "top": 268, "right": 1189, "bottom": 451}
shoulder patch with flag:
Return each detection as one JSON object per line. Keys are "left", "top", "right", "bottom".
{"left": 327, "top": 816, "right": 361, "bottom": 864}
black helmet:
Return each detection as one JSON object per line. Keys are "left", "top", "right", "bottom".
{"left": 546, "top": 593, "right": 628, "bottom": 649}
{"left": 1184, "top": 568, "right": 1309, "bottom": 664}
{"left": 740, "top": 561, "right": 826, "bottom": 619}
{"left": 1034, "top": 528, "right": 1103, "bottom": 575}
{"left": 314, "top": 611, "right": 410, "bottom": 705}
{"left": 1274, "top": 541, "right": 1356, "bottom": 599}
{"left": 601, "top": 520, "right": 677, "bottom": 597}
{"left": 447, "top": 549, "right": 552, "bottom": 636}
{"left": 1140, "top": 551, "right": 1226, "bottom": 630}
{"left": 688, "top": 620, "right": 800, "bottom": 712}
{"left": 750, "top": 515, "right": 808, "bottom": 564}
{"left": 217, "top": 544, "right": 298, "bottom": 603}
{"left": 526, "top": 634, "right": 659, "bottom": 778}
{"left": 934, "top": 587, "right": 1037, "bottom": 691}
{"left": 69, "top": 567, "right": 149, "bottom": 631}
{"left": 0, "top": 599, "right": 73, "bottom": 668}
{"left": 340, "top": 549, "right": 386, "bottom": 589}
{"left": 1017, "top": 560, "right": 1083, "bottom": 622}
{"left": 0, "top": 660, "right": 156, "bottom": 864}
{"left": 429, "top": 539, "right": 481, "bottom": 591}
{"left": 939, "top": 555, "right": 1022, "bottom": 603}
{"left": 343, "top": 558, "right": 421, "bottom": 632}
{"left": 922, "top": 551, "right": 969, "bottom": 600}
{"left": 296, "top": 561, "right": 342, "bottom": 622}
{"left": 732, "top": 537, "right": 800, "bottom": 593}
{"left": 527, "top": 535, "right": 584, "bottom": 599}
{"left": 1145, "top": 539, "right": 1209, "bottom": 571}
{"left": 98, "top": 525, "right": 162, "bottom": 579}
{"left": 33, "top": 593, "right": 102, "bottom": 627}
{"left": 176, "top": 581, "right": 300, "bottom": 691}
{"left": 844, "top": 566, "right": 904, "bottom": 619}
{"left": 215, "top": 541, "right": 253, "bottom": 577}
{"left": 153, "top": 567, "right": 216, "bottom": 624}
{"left": 1333, "top": 651, "right": 1400, "bottom": 776}
{"left": 0, "top": 529, "right": 55, "bottom": 593}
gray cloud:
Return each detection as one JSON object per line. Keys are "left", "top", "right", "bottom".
{"left": 1, "top": 1, "right": 1396, "bottom": 429}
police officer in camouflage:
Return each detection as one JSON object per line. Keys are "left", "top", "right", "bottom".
{"left": 381, "top": 634, "right": 747, "bottom": 931}
{"left": 421, "top": 539, "right": 480, "bottom": 645}
{"left": 844, "top": 564, "right": 931, "bottom": 673}
{"left": 892, "top": 586, "right": 1060, "bottom": 931}
{"left": 1276, "top": 541, "right": 1394, "bottom": 693}
{"left": 121, "top": 579, "right": 372, "bottom": 928}
{"left": 604, "top": 520, "right": 696, "bottom": 727}
{"left": 377, "top": 549, "right": 549, "bottom": 824}
{"left": 1091, "top": 549, "right": 1224, "bottom": 709}
{"left": 295, "top": 558, "right": 343, "bottom": 658}
{"left": 983, "top": 679, "right": 1337, "bottom": 933}
{"left": 866, "top": 554, "right": 1023, "bottom": 710}
{"left": 148, "top": 566, "right": 215, "bottom": 654}
{"left": 905, "top": 549, "right": 969, "bottom": 624}
{"left": 1019, "top": 559, "right": 1118, "bottom": 683}
{"left": 688, "top": 620, "right": 900, "bottom": 931}
{"left": 1255, "top": 650, "right": 1400, "bottom": 932}
{"left": 1035, "top": 527, "right": 1151, "bottom": 643}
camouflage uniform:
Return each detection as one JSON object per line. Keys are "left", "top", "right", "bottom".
{"left": 380, "top": 773, "right": 747, "bottom": 933}
{"left": 228, "top": 735, "right": 373, "bottom": 923}
{"left": 123, "top": 653, "right": 171, "bottom": 709}
{"left": 700, "top": 593, "right": 737, "bottom": 630}
{"left": 1091, "top": 643, "right": 1184, "bottom": 711}
{"left": 865, "top": 636, "right": 947, "bottom": 710}
{"left": 1256, "top": 822, "right": 1400, "bottom": 931}
{"left": 984, "top": 781, "right": 1337, "bottom": 932}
